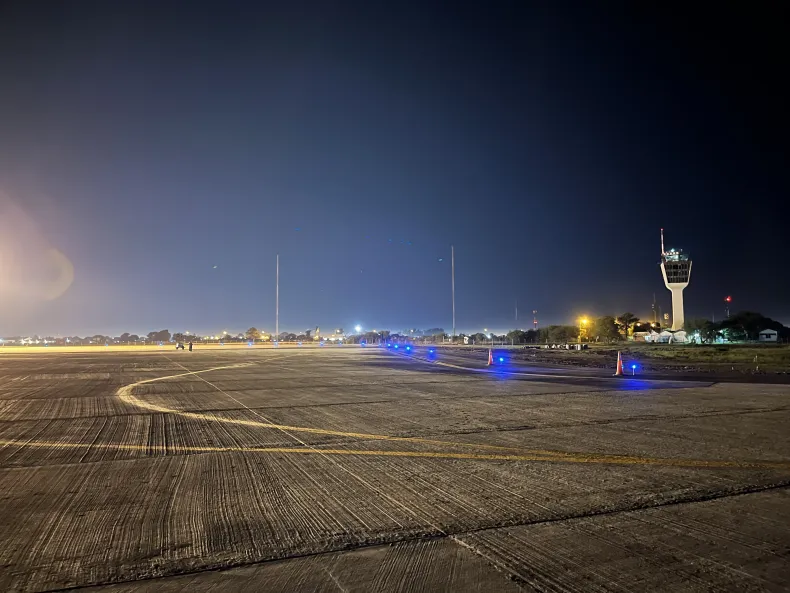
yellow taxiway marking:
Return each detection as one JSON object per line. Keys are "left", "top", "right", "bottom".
{"left": 1, "top": 437, "right": 789, "bottom": 470}
{"left": 116, "top": 362, "right": 572, "bottom": 458}
{"left": 112, "top": 362, "right": 790, "bottom": 470}
{"left": 3, "top": 360, "right": 787, "bottom": 470}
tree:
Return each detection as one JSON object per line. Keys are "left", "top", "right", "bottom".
{"left": 591, "top": 316, "right": 620, "bottom": 343}
{"left": 524, "top": 329, "right": 538, "bottom": 343}
{"left": 616, "top": 313, "right": 638, "bottom": 339}
{"left": 507, "top": 329, "right": 528, "bottom": 344}
{"left": 245, "top": 327, "right": 261, "bottom": 340}
{"left": 719, "top": 311, "right": 788, "bottom": 341}
{"left": 684, "top": 318, "right": 717, "bottom": 343}
{"left": 147, "top": 329, "right": 171, "bottom": 343}
{"left": 699, "top": 321, "right": 721, "bottom": 343}
{"left": 547, "top": 325, "right": 578, "bottom": 343}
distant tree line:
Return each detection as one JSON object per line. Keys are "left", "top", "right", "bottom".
{"left": 489, "top": 311, "right": 789, "bottom": 345}
{"left": 684, "top": 311, "right": 789, "bottom": 343}
{"left": 6, "top": 312, "right": 786, "bottom": 346}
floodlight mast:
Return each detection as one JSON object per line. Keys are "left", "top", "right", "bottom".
{"left": 275, "top": 254, "right": 279, "bottom": 340}
{"left": 451, "top": 245, "right": 456, "bottom": 340}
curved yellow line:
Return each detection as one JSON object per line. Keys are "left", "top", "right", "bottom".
{"left": 116, "top": 362, "right": 563, "bottom": 457}
{"left": 2, "top": 438, "right": 789, "bottom": 470}
{"left": 105, "top": 361, "right": 790, "bottom": 470}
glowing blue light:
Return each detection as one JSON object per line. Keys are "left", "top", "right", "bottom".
{"left": 387, "top": 343, "right": 392, "bottom": 347}
{"left": 499, "top": 357, "right": 504, "bottom": 363}
{"left": 406, "top": 346, "right": 411, "bottom": 351}
{"left": 394, "top": 345, "right": 399, "bottom": 349}
{"left": 632, "top": 364, "right": 637, "bottom": 369}
{"left": 428, "top": 349, "right": 435, "bottom": 354}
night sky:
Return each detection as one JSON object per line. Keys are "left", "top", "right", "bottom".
{"left": 1, "top": 2, "right": 787, "bottom": 336}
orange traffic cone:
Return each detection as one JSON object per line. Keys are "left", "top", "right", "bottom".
{"left": 613, "top": 351, "right": 623, "bottom": 376}
{"left": 487, "top": 349, "right": 494, "bottom": 366}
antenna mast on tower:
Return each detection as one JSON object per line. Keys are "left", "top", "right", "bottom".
{"left": 652, "top": 293, "right": 657, "bottom": 324}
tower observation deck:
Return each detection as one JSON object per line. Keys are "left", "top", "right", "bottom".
{"left": 659, "top": 229, "right": 692, "bottom": 331}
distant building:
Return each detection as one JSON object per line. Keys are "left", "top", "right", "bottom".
{"left": 759, "top": 329, "right": 778, "bottom": 342}
{"left": 659, "top": 229, "right": 692, "bottom": 332}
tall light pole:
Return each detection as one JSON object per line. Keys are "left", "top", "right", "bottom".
{"left": 275, "top": 254, "right": 279, "bottom": 341}
{"left": 451, "top": 245, "right": 456, "bottom": 341}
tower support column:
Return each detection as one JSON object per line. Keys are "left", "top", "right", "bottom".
{"left": 670, "top": 287, "right": 685, "bottom": 331}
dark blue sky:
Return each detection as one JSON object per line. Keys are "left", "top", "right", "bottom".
{"left": 1, "top": 2, "right": 787, "bottom": 336}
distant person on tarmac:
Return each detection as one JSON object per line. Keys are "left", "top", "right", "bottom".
{"left": 188, "top": 342, "right": 193, "bottom": 352}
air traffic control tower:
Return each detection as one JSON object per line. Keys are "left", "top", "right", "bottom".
{"left": 660, "top": 229, "right": 692, "bottom": 331}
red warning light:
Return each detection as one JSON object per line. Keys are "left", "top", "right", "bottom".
{"left": 725, "top": 296, "right": 732, "bottom": 303}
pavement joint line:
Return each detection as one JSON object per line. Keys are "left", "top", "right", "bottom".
{"left": 36, "top": 479, "right": 790, "bottom": 593}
